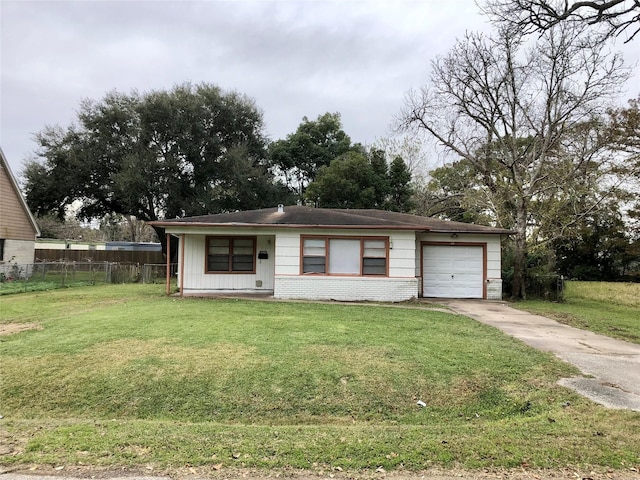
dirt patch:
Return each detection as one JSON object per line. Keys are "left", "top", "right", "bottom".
{"left": 0, "top": 323, "right": 41, "bottom": 336}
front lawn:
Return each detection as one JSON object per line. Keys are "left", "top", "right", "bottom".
{"left": 516, "top": 281, "right": 640, "bottom": 345}
{"left": 1, "top": 285, "right": 639, "bottom": 473}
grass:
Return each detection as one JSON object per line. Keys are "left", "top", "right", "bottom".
{"left": 1, "top": 284, "right": 639, "bottom": 473}
{"left": 516, "top": 281, "right": 640, "bottom": 345}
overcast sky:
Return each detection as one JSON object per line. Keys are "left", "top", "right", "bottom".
{"left": 1, "top": 0, "right": 638, "bottom": 179}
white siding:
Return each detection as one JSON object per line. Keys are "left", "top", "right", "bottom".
{"left": 272, "top": 228, "right": 417, "bottom": 279}
{"left": 170, "top": 227, "right": 503, "bottom": 300}
{"left": 179, "top": 234, "right": 275, "bottom": 294}
{"left": 388, "top": 231, "right": 417, "bottom": 278}
{"left": 274, "top": 230, "right": 300, "bottom": 275}
{"left": 271, "top": 229, "right": 418, "bottom": 302}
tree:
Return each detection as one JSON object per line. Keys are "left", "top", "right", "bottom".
{"left": 373, "top": 135, "right": 432, "bottom": 179}
{"left": 369, "top": 148, "right": 390, "bottom": 207}
{"left": 305, "top": 151, "right": 382, "bottom": 208}
{"left": 23, "top": 83, "right": 288, "bottom": 257}
{"left": 552, "top": 203, "right": 633, "bottom": 280}
{"left": 99, "top": 214, "right": 158, "bottom": 242}
{"left": 268, "top": 113, "right": 353, "bottom": 200}
{"left": 304, "top": 149, "right": 414, "bottom": 211}
{"left": 34, "top": 214, "right": 103, "bottom": 242}
{"left": 484, "top": 0, "right": 640, "bottom": 42}
{"left": 413, "top": 159, "right": 495, "bottom": 224}
{"left": 386, "top": 156, "right": 415, "bottom": 212}
{"left": 399, "top": 22, "right": 630, "bottom": 298}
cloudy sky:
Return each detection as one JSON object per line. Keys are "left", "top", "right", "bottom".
{"left": 1, "top": 0, "right": 638, "bottom": 178}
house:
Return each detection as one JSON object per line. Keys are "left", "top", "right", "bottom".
{"left": 151, "top": 205, "right": 512, "bottom": 301}
{"left": 105, "top": 241, "right": 162, "bottom": 252}
{"left": 0, "top": 147, "right": 40, "bottom": 267}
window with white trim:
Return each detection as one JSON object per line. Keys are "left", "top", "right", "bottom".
{"left": 206, "top": 237, "right": 256, "bottom": 273}
{"left": 301, "top": 236, "right": 388, "bottom": 276}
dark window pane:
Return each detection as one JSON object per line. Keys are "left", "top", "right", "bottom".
{"left": 232, "top": 255, "right": 254, "bottom": 271}
{"left": 303, "top": 256, "right": 326, "bottom": 273}
{"left": 208, "top": 255, "right": 230, "bottom": 271}
{"left": 362, "top": 257, "right": 386, "bottom": 275}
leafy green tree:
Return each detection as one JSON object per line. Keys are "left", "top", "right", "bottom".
{"left": 369, "top": 148, "right": 390, "bottom": 207}
{"left": 269, "top": 113, "right": 353, "bottom": 200}
{"left": 23, "top": 83, "right": 289, "bottom": 256}
{"left": 305, "top": 150, "right": 414, "bottom": 210}
{"left": 386, "top": 156, "right": 414, "bottom": 212}
{"left": 305, "top": 152, "right": 379, "bottom": 208}
{"left": 552, "top": 203, "right": 634, "bottom": 280}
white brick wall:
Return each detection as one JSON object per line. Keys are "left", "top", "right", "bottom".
{"left": 274, "top": 276, "right": 419, "bottom": 302}
{"left": 486, "top": 278, "right": 503, "bottom": 300}
{"left": 2, "top": 239, "right": 35, "bottom": 265}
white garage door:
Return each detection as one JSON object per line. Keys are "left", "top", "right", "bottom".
{"left": 422, "top": 245, "right": 484, "bottom": 298}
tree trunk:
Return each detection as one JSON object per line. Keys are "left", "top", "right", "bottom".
{"left": 153, "top": 226, "right": 179, "bottom": 263}
{"left": 511, "top": 201, "right": 528, "bottom": 300}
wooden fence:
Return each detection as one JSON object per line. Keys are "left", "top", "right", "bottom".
{"left": 35, "top": 248, "right": 164, "bottom": 265}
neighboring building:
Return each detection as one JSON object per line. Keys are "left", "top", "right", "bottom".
{"left": 36, "top": 239, "right": 107, "bottom": 251}
{"left": 35, "top": 241, "right": 161, "bottom": 252}
{"left": 151, "top": 206, "right": 512, "bottom": 301}
{"left": 105, "top": 241, "right": 162, "bottom": 252}
{"left": 0, "top": 147, "right": 40, "bottom": 266}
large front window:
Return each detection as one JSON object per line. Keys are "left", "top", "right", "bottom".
{"left": 301, "top": 236, "right": 388, "bottom": 276}
{"left": 206, "top": 237, "right": 256, "bottom": 273}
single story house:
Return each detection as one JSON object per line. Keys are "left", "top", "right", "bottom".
{"left": 151, "top": 206, "right": 512, "bottom": 302}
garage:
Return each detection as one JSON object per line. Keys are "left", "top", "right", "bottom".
{"left": 422, "top": 244, "right": 485, "bottom": 298}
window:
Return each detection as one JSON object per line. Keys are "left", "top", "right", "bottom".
{"left": 302, "top": 237, "right": 326, "bottom": 273}
{"left": 362, "top": 239, "right": 387, "bottom": 275}
{"left": 301, "top": 236, "right": 388, "bottom": 276}
{"left": 0, "top": 239, "right": 4, "bottom": 262}
{"left": 206, "top": 237, "right": 256, "bottom": 273}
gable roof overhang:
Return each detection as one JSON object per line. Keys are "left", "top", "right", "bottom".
{"left": 0, "top": 146, "right": 41, "bottom": 237}
{"left": 150, "top": 206, "right": 513, "bottom": 235}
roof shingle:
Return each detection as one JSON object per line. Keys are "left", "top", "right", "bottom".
{"left": 151, "top": 206, "right": 512, "bottom": 234}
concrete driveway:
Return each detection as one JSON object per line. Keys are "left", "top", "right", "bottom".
{"left": 441, "top": 300, "right": 640, "bottom": 412}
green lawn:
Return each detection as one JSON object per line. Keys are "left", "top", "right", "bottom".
{"left": 516, "top": 281, "right": 640, "bottom": 345}
{"left": 1, "top": 284, "right": 639, "bottom": 472}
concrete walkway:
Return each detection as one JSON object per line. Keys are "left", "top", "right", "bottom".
{"left": 441, "top": 300, "right": 640, "bottom": 412}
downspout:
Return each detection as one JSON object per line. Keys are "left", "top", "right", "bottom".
{"left": 179, "top": 234, "right": 185, "bottom": 297}
{"left": 165, "top": 233, "right": 171, "bottom": 296}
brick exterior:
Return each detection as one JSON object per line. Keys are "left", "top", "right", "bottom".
{"left": 274, "top": 276, "right": 419, "bottom": 302}
{"left": 486, "top": 278, "right": 503, "bottom": 300}
{"left": 1, "top": 239, "right": 36, "bottom": 266}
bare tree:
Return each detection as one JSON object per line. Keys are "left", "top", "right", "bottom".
{"left": 398, "top": 22, "right": 630, "bottom": 298}
{"left": 483, "top": 0, "right": 640, "bottom": 42}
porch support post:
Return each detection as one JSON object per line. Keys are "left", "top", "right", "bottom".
{"left": 179, "top": 234, "right": 185, "bottom": 297}
{"left": 165, "top": 233, "right": 171, "bottom": 296}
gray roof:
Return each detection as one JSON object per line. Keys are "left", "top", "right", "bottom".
{"left": 151, "top": 206, "right": 512, "bottom": 234}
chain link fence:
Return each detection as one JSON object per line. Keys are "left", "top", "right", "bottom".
{"left": 0, "top": 262, "right": 176, "bottom": 295}
{"left": 141, "top": 263, "right": 178, "bottom": 284}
